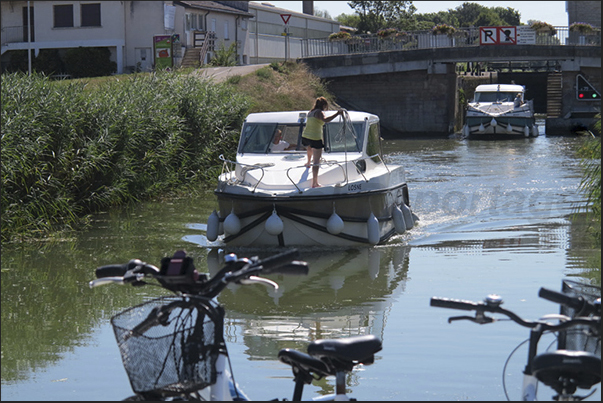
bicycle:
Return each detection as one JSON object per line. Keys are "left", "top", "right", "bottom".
{"left": 430, "top": 285, "right": 600, "bottom": 401}
{"left": 89, "top": 249, "right": 382, "bottom": 401}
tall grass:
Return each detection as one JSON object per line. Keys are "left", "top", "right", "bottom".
{"left": 2, "top": 72, "right": 249, "bottom": 241}
{"left": 576, "top": 114, "right": 601, "bottom": 244}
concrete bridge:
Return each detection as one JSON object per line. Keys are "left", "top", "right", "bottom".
{"left": 299, "top": 41, "right": 601, "bottom": 136}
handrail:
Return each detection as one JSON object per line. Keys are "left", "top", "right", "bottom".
{"left": 218, "top": 154, "right": 270, "bottom": 193}
{"left": 301, "top": 26, "right": 600, "bottom": 58}
{"left": 220, "top": 153, "right": 391, "bottom": 194}
{"left": 286, "top": 161, "right": 348, "bottom": 193}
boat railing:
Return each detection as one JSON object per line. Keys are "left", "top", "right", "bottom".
{"left": 286, "top": 160, "right": 348, "bottom": 193}
{"left": 218, "top": 154, "right": 272, "bottom": 193}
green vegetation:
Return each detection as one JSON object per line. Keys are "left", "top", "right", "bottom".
{"left": 5, "top": 47, "right": 116, "bottom": 78}
{"left": 1, "top": 71, "right": 248, "bottom": 241}
{"left": 208, "top": 42, "right": 238, "bottom": 67}
{"left": 339, "top": 1, "right": 522, "bottom": 33}
{"left": 576, "top": 114, "right": 601, "bottom": 244}
{"left": 1, "top": 62, "right": 329, "bottom": 242}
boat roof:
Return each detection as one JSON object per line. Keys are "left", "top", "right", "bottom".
{"left": 244, "top": 110, "right": 378, "bottom": 124}
{"left": 475, "top": 84, "right": 525, "bottom": 93}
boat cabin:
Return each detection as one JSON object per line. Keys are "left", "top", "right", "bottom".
{"left": 472, "top": 84, "right": 526, "bottom": 103}
{"left": 237, "top": 111, "right": 383, "bottom": 160}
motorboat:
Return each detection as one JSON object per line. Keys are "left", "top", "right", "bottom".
{"left": 463, "top": 84, "right": 539, "bottom": 138}
{"left": 206, "top": 110, "right": 417, "bottom": 247}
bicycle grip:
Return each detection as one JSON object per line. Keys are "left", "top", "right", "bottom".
{"left": 538, "top": 287, "right": 589, "bottom": 313}
{"left": 263, "top": 261, "right": 309, "bottom": 276}
{"left": 256, "top": 249, "right": 300, "bottom": 272}
{"left": 96, "top": 264, "right": 128, "bottom": 278}
{"left": 430, "top": 297, "right": 479, "bottom": 311}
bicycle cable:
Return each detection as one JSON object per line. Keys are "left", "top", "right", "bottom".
{"left": 501, "top": 333, "right": 558, "bottom": 401}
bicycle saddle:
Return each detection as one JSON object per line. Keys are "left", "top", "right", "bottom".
{"left": 307, "top": 335, "right": 382, "bottom": 372}
{"left": 278, "top": 349, "right": 332, "bottom": 379}
{"left": 532, "top": 350, "right": 601, "bottom": 391}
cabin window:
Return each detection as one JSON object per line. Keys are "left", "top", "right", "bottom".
{"left": 474, "top": 92, "right": 516, "bottom": 103}
{"left": 81, "top": 3, "right": 101, "bottom": 27}
{"left": 54, "top": 4, "right": 74, "bottom": 28}
{"left": 238, "top": 123, "right": 278, "bottom": 154}
{"left": 366, "top": 122, "right": 381, "bottom": 162}
{"left": 324, "top": 122, "right": 364, "bottom": 153}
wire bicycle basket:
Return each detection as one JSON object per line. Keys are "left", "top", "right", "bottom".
{"left": 111, "top": 295, "right": 225, "bottom": 396}
{"left": 558, "top": 279, "right": 601, "bottom": 356}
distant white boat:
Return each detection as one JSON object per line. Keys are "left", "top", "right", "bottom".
{"left": 463, "top": 84, "right": 539, "bottom": 138}
{"left": 206, "top": 110, "right": 418, "bottom": 247}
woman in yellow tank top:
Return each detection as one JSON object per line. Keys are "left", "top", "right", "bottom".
{"left": 302, "top": 97, "right": 342, "bottom": 188}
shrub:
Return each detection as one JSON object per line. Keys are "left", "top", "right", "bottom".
{"left": 208, "top": 42, "right": 237, "bottom": 67}
{"left": 432, "top": 24, "right": 456, "bottom": 36}
{"left": 530, "top": 21, "right": 557, "bottom": 35}
{"left": 328, "top": 31, "right": 351, "bottom": 41}
{"left": 569, "top": 22, "right": 597, "bottom": 34}
{"left": 63, "top": 47, "right": 117, "bottom": 78}
{"left": 377, "top": 28, "right": 399, "bottom": 39}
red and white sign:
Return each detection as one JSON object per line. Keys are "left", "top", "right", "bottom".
{"left": 280, "top": 14, "right": 291, "bottom": 24}
{"left": 480, "top": 26, "right": 517, "bottom": 45}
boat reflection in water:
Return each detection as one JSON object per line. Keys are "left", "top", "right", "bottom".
{"left": 205, "top": 246, "right": 410, "bottom": 356}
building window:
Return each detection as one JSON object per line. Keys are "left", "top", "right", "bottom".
{"left": 54, "top": 4, "right": 73, "bottom": 28}
{"left": 81, "top": 3, "right": 101, "bottom": 27}
{"left": 224, "top": 21, "right": 229, "bottom": 39}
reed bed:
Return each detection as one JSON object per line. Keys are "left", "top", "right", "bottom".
{"left": 1, "top": 72, "right": 249, "bottom": 241}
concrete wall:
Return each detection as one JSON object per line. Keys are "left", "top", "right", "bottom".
{"left": 566, "top": 1, "right": 601, "bottom": 28}
{"left": 547, "top": 67, "right": 601, "bottom": 134}
{"left": 324, "top": 65, "right": 458, "bottom": 137}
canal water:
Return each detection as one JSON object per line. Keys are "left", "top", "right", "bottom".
{"left": 1, "top": 133, "right": 600, "bottom": 401}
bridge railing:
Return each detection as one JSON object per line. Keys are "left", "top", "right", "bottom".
{"left": 301, "top": 26, "right": 600, "bottom": 58}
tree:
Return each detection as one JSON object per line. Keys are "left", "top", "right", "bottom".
{"left": 314, "top": 8, "right": 332, "bottom": 20}
{"left": 336, "top": 13, "right": 361, "bottom": 29}
{"left": 472, "top": 9, "right": 505, "bottom": 27}
{"left": 492, "top": 7, "right": 521, "bottom": 26}
{"left": 348, "top": 1, "right": 416, "bottom": 33}
{"left": 449, "top": 2, "right": 521, "bottom": 27}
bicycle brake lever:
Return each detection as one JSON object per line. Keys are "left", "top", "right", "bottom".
{"left": 448, "top": 315, "right": 495, "bottom": 324}
{"left": 448, "top": 315, "right": 476, "bottom": 323}
{"left": 239, "top": 275, "right": 279, "bottom": 290}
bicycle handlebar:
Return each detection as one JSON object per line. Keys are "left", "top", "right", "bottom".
{"left": 430, "top": 295, "right": 601, "bottom": 334}
{"left": 90, "top": 249, "right": 307, "bottom": 297}
{"left": 538, "top": 287, "right": 600, "bottom": 316}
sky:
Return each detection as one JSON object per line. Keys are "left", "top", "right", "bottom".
{"left": 263, "top": 1, "right": 569, "bottom": 26}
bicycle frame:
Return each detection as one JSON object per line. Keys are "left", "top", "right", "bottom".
{"left": 430, "top": 292, "right": 601, "bottom": 402}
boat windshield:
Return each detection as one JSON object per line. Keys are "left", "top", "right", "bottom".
{"left": 474, "top": 92, "right": 517, "bottom": 103}
{"left": 238, "top": 121, "right": 365, "bottom": 154}
{"left": 324, "top": 121, "right": 364, "bottom": 153}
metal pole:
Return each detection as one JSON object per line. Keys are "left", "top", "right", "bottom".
{"left": 27, "top": 1, "right": 32, "bottom": 75}
{"left": 285, "top": 24, "right": 289, "bottom": 61}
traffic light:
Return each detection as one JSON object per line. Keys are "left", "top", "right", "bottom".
{"left": 576, "top": 74, "right": 601, "bottom": 100}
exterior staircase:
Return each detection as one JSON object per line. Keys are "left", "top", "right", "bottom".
{"left": 180, "top": 31, "right": 216, "bottom": 69}
{"left": 546, "top": 73, "right": 563, "bottom": 118}
{"left": 180, "top": 47, "right": 202, "bottom": 68}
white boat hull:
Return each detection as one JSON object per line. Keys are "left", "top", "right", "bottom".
{"left": 214, "top": 185, "right": 412, "bottom": 247}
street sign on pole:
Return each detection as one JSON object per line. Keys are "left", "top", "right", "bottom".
{"left": 280, "top": 14, "right": 291, "bottom": 24}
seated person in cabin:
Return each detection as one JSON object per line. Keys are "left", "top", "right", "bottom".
{"left": 270, "top": 129, "right": 294, "bottom": 152}
{"left": 514, "top": 93, "right": 523, "bottom": 107}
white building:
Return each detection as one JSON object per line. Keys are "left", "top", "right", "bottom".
{"left": 1, "top": 1, "right": 340, "bottom": 74}
{"left": 247, "top": 1, "right": 340, "bottom": 64}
